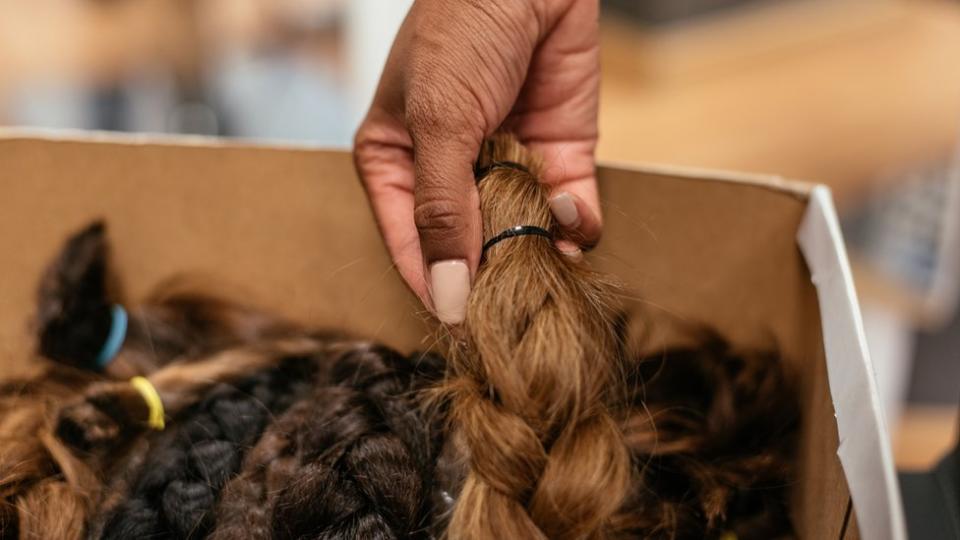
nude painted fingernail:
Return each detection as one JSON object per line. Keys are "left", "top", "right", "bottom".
{"left": 429, "top": 260, "right": 470, "bottom": 324}
{"left": 556, "top": 239, "right": 583, "bottom": 262}
{"left": 550, "top": 193, "right": 580, "bottom": 228}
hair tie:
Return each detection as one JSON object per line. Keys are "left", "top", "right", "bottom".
{"left": 94, "top": 304, "right": 128, "bottom": 369}
{"left": 130, "top": 376, "right": 165, "bottom": 430}
{"left": 474, "top": 160, "right": 531, "bottom": 182}
{"left": 482, "top": 225, "right": 553, "bottom": 255}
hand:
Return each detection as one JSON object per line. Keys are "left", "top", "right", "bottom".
{"left": 354, "top": 0, "right": 602, "bottom": 324}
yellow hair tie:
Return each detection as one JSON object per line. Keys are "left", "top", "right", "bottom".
{"left": 130, "top": 376, "right": 165, "bottom": 430}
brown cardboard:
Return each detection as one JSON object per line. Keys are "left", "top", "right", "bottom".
{"left": 598, "top": 165, "right": 850, "bottom": 539}
{"left": 0, "top": 132, "right": 893, "bottom": 538}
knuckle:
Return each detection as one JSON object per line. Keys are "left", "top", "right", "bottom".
{"left": 414, "top": 195, "right": 465, "bottom": 238}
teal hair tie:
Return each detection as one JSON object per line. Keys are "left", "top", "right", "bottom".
{"left": 95, "top": 304, "right": 128, "bottom": 368}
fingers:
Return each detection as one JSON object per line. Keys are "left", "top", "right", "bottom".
{"left": 549, "top": 187, "right": 602, "bottom": 249}
{"left": 354, "top": 0, "right": 601, "bottom": 324}
{"left": 507, "top": 0, "right": 603, "bottom": 249}
{"left": 555, "top": 239, "right": 584, "bottom": 262}
{"left": 407, "top": 112, "right": 483, "bottom": 325}
{"left": 354, "top": 114, "right": 430, "bottom": 306}
{"left": 528, "top": 139, "right": 603, "bottom": 249}
{"left": 354, "top": 0, "right": 530, "bottom": 324}
{"left": 354, "top": 99, "right": 484, "bottom": 325}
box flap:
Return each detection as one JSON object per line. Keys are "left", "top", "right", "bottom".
{"left": 798, "top": 188, "right": 907, "bottom": 540}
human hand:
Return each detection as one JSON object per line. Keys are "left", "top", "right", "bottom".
{"left": 354, "top": 0, "right": 602, "bottom": 324}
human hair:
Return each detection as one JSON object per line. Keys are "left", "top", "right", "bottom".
{"left": 1, "top": 222, "right": 132, "bottom": 538}
{"left": 35, "top": 221, "right": 116, "bottom": 370}
{"left": 434, "top": 135, "right": 631, "bottom": 539}
{"left": 210, "top": 346, "right": 446, "bottom": 539}
{"left": 614, "top": 334, "right": 800, "bottom": 539}
{"left": 45, "top": 336, "right": 359, "bottom": 540}
{"left": 36, "top": 221, "right": 303, "bottom": 379}
{"left": 0, "top": 365, "right": 98, "bottom": 539}
{"left": 86, "top": 341, "right": 334, "bottom": 539}
{"left": 55, "top": 336, "right": 338, "bottom": 459}
{"left": 2, "top": 221, "right": 330, "bottom": 539}
{"left": 5, "top": 154, "right": 802, "bottom": 539}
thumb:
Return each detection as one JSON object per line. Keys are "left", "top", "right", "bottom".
{"left": 410, "top": 127, "right": 483, "bottom": 325}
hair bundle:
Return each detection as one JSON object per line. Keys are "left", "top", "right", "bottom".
{"left": 436, "top": 135, "right": 631, "bottom": 539}
{"left": 212, "top": 345, "right": 446, "bottom": 540}
{"left": 3, "top": 221, "right": 303, "bottom": 539}
{"left": 616, "top": 335, "right": 799, "bottom": 539}
{"left": 91, "top": 348, "right": 325, "bottom": 539}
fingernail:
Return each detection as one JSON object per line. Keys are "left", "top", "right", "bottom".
{"left": 555, "top": 239, "right": 583, "bottom": 262}
{"left": 429, "top": 260, "right": 470, "bottom": 324}
{"left": 550, "top": 193, "right": 580, "bottom": 228}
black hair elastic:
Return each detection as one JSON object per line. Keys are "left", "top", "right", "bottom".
{"left": 474, "top": 160, "right": 531, "bottom": 182}
{"left": 482, "top": 225, "right": 553, "bottom": 255}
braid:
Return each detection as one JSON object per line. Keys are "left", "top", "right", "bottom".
{"left": 92, "top": 350, "right": 326, "bottom": 539}
{"left": 55, "top": 337, "right": 332, "bottom": 456}
{"left": 210, "top": 397, "right": 312, "bottom": 539}
{"left": 211, "top": 346, "right": 445, "bottom": 539}
{"left": 438, "top": 135, "right": 630, "bottom": 539}
{"left": 8, "top": 219, "right": 303, "bottom": 538}
{"left": 271, "top": 386, "right": 427, "bottom": 539}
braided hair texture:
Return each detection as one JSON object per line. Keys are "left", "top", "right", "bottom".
{"left": 89, "top": 346, "right": 329, "bottom": 539}
{"left": 436, "top": 135, "right": 631, "bottom": 539}
{"left": 212, "top": 346, "right": 446, "bottom": 540}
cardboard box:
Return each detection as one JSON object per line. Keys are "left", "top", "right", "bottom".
{"left": 0, "top": 131, "right": 904, "bottom": 539}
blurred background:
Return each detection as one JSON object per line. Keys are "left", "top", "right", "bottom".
{"left": 1, "top": 0, "right": 957, "bottom": 470}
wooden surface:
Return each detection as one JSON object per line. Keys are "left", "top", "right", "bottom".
{"left": 0, "top": 0, "right": 202, "bottom": 85}
{"left": 0, "top": 0, "right": 342, "bottom": 99}
{"left": 895, "top": 405, "right": 958, "bottom": 470}
{"left": 598, "top": 0, "right": 960, "bottom": 210}
{"left": 3, "top": 0, "right": 958, "bottom": 213}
